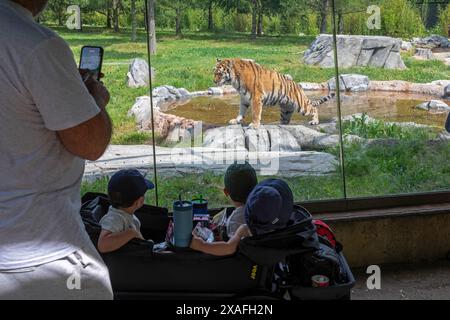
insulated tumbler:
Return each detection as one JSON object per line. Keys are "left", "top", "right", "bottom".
{"left": 173, "top": 200, "right": 193, "bottom": 247}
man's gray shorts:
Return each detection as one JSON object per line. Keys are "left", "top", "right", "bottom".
{"left": 0, "top": 243, "right": 113, "bottom": 300}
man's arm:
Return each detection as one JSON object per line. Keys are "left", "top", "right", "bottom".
{"left": 57, "top": 76, "right": 112, "bottom": 161}
{"left": 97, "top": 229, "right": 143, "bottom": 253}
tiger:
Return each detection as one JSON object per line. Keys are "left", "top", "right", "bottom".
{"left": 213, "top": 58, "right": 335, "bottom": 129}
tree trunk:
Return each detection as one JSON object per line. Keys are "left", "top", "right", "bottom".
{"left": 113, "top": 0, "right": 120, "bottom": 33}
{"left": 251, "top": 0, "right": 257, "bottom": 39}
{"left": 257, "top": 4, "right": 263, "bottom": 36}
{"left": 208, "top": 1, "right": 214, "bottom": 31}
{"left": 106, "top": 1, "right": 112, "bottom": 29}
{"left": 147, "top": 0, "right": 157, "bottom": 54}
{"left": 320, "top": 0, "right": 328, "bottom": 34}
{"left": 175, "top": 7, "right": 182, "bottom": 36}
{"left": 338, "top": 11, "right": 344, "bottom": 34}
{"left": 131, "top": 0, "right": 137, "bottom": 41}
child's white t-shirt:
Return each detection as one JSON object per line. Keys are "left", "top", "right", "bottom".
{"left": 225, "top": 206, "right": 246, "bottom": 238}
{"left": 99, "top": 206, "right": 141, "bottom": 233}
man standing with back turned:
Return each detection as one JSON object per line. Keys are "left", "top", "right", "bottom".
{"left": 0, "top": 0, "right": 113, "bottom": 299}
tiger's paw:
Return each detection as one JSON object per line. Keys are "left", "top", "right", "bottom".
{"left": 229, "top": 118, "right": 242, "bottom": 125}
{"left": 248, "top": 122, "right": 261, "bottom": 130}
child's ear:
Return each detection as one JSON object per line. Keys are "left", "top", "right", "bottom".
{"left": 223, "top": 188, "right": 230, "bottom": 196}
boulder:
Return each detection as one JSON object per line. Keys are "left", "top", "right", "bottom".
{"left": 84, "top": 145, "right": 338, "bottom": 179}
{"left": 445, "top": 84, "right": 450, "bottom": 99}
{"left": 203, "top": 126, "right": 246, "bottom": 150}
{"left": 414, "top": 48, "right": 434, "bottom": 60}
{"left": 141, "top": 110, "right": 199, "bottom": 142}
{"left": 127, "top": 96, "right": 160, "bottom": 126}
{"left": 303, "top": 35, "right": 406, "bottom": 69}
{"left": 415, "top": 100, "right": 450, "bottom": 112}
{"left": 152, "top": 85, "right": 191, "bottom": 101}
{"left": 328, "top": 74, "right": 370, "bottom": 92}
{"left": 208, "top": 86, "right": 237, "bottom": 95}
{"left": 413, "top": 35, "right": 450, "bottom": 49}
{"left": 127, "top": 58, "right": 155, "bottom": 88}
{"left": 401, "top": 41, "right": 413, "bottom": 51}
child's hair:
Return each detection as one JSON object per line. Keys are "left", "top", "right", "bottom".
{"left": 108, "top": 191, "right": 140, "bottom": 209}
{"left": 224, "top": 162, "right": 258, "bottom": 203}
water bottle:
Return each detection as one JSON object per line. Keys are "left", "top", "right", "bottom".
{"left": 172, "top": 199, "right": 193, "bottom": 247}
{"left": 192, "top": 195, "right": 209, "bottom": 227}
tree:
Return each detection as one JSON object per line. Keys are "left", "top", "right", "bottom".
{"left": 47, "top": 0, "right": 71, "bottom": 26}
{"left": 160, "top": 0, "right": 194, "bottom": 36}
{"left": 147, "top": 0, "right": 157, "bottom": 54}
{"left": 131, "top": 0, "right": 137, "bottom": 41}
{"left": 112, "top": 0, "right": 122, "bottom": 32}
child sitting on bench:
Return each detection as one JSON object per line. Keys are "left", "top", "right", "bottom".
{"left": 97, "top": 169, "right": 154, "bottom": 253}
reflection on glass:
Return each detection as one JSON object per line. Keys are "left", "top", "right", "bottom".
{"left": 137, "top": 1, "right": 346, "bottom": 208}
{"left": 45, "top": 0, "right": 448, "bottom": 208}
{"left": 334, "top": 0, "right": 450, "bottom": 197}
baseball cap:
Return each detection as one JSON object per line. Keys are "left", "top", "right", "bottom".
{"left": 108, "top": 169, "right": 154, "bottom": 208}
{"left": 244, "top": 179, "right": 293, "bottom": 235}
{"left": 224, "top": 162, "right": 258, "bottom": 203}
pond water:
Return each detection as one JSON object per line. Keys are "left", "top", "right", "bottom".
{"left": 164, "top": 91, "right": 449, "bottom": 129}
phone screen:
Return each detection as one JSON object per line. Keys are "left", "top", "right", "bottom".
{"left": 80, "top": 46, "right": 103, "bottom": 81}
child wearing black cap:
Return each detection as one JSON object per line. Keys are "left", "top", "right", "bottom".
{"left": 97, "top": 169, "right": 154, "bottom": 253}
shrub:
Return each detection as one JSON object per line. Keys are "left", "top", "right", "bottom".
{"left": 437, "top": 4, "right": 450, "bottom": 37}
{"left": 380, "top": 0, "right": 426, "bottom": 38}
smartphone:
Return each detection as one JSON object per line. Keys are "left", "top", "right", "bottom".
{"left": 79, "top": 46, "right": 104, "bottom": 81}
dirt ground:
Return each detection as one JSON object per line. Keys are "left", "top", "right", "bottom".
{"left": 351, "top": 260, "right": 450, "bottom": 300}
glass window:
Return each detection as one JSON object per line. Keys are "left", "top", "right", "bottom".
{"left": 333, "top": 0, "right": 450, "bottom": 198}
{"left": 138, "top": 0, "right": 346, "bottom": 208}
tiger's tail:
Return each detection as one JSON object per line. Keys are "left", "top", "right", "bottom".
{"left": 311, "top": 92, "right": 336, "bottom": 107}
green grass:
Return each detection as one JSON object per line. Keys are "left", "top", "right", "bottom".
{"left": 49, "top": 26, "right": 450, "bottom": 144}
{"left": 342, "top": 113, "right": 435, "bottom": 140}
{"left": 57, "top": 27, "right": 449, "bottom": 204}
{"left": 82, "top": 125, "right": 450, "bottom": 208}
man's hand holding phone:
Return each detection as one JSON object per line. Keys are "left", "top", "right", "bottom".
{"left": 79, "top": 69, "right": 110, "bottom": 110}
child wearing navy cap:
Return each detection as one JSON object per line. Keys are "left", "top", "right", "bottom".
{"left": 190, "top": 179, "right": 294, "bottom": 256}
{"left": 97, "top": 169, "right": 154, "bottom": 253}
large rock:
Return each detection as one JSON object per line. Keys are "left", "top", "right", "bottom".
{"left": 444, "top": 85, "right": 450, "bottom": 99}
{"left": 413, "top": 35, "right": 450, "bottom": 49}
{"left": 414, "top": 48, "right": 434, "bottom": 60}
{"left": 202, "top": 124, "right": 348, "bottom": 151}
{"left": 127, "top": 58, "right": 155, "bottom": 88}
{"left": 152, "top": 85, "right": 190, "bottom": 102}
{"left": 127, "top": 96, "right": 159, "bottom": 126}
{"left": 415, "top": 100, "right": 450, "bottom": 112}
{"left": 203, "top": 126, "right": 246, "bottom": 150}
{"left": 401, "top": 41, "right": 413, "bottom": 51}
{"left": 84, "top": 145, "right": 338, "bottom": 180}
{"left": 304, "top": 34, "right": 406, "bottom": 69}
{"left": 328, "top": 74, "right": 370, "bottom": 92}
{"left": 203, "top": 125, "right": 302, "bottom": 152}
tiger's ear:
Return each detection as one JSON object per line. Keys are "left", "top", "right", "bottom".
{"left": 216, "top": 58, "right": 222, "bottom": 63}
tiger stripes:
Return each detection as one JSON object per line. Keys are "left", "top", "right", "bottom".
{"left": 213, "top": 58, "right": 334, "bottom": 128}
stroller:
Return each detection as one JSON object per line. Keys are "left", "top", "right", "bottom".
{"left": 80, "top": 193, "right": 355, "bottom": 300}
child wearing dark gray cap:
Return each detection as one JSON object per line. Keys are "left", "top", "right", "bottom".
{"left": 214, "top": 162, "right": 258, "bottom": 238}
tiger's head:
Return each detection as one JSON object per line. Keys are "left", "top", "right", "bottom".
{"left": 213, "top": 59, "right": 234, "bottom": 86}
